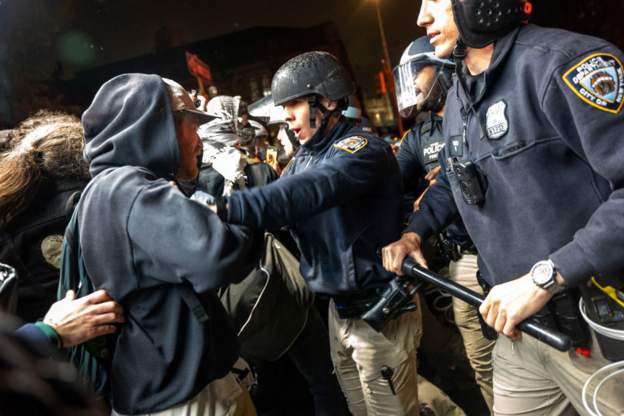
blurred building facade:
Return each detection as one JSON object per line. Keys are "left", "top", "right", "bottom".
{"left": 58, "top": 22, "right": 361, "bottom": 114}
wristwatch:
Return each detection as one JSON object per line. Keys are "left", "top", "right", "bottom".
{"left": 530, "top": 259, "right": 564, "bottom": 294}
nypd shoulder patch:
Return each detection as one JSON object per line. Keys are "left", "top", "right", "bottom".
{"left": 562, "top": 53, "right": 624, "bottom": 114}
{"left": 334, "top": 136, "right": 368, "bottom": 154}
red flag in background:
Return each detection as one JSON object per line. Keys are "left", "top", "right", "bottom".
{"left": 185, "top": 52, "right": 214, "bottom": 86}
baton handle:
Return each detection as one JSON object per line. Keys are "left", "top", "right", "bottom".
{"left": 402, "top": 257, "right": 572, "bottom": 352}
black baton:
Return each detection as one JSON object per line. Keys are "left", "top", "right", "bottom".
{"left": 402, "top": 257, "right": 572, "bottom": 352}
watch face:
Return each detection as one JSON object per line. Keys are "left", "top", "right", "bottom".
{"left": 532, "top": 261, "right": 554, "bottom": 286}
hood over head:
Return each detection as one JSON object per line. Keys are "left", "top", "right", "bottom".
{"left": 81, "top": 73, "right": 179, "bottom": 178}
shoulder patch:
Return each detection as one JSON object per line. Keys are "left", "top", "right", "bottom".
{"left": 334, "top": 136, "right": 368, "bottom": 154}
{"left": 562, "top": 53, "right": 624, "bottom": 114}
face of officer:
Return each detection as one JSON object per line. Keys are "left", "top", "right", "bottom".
{"left": 417, "top": 0, "right": 459, "bottom": 59}
{"left": 174, "top": 113, "right": 202, "bottom": 181}
{"left": 414, "top": 65, "right": 438, "bottom": 112}
{"left": 282, "top": 97, "right": 338, "bottom": 145}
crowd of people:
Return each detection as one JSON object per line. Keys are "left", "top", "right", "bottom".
{"left": 1, "top": 0, "right": 623, "bottom": 415}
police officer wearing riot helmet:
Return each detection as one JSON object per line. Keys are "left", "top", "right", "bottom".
{"left": 216, "top": 51, "right": 423, "bottom": 415}
{"left": 384, "top": 0, "right": 624, "bottom": 414}
{"left": 395, "top": 35, "right": 455, "bottom": 213}
{"left": 394, "top": 35, "right": 496, "bottom": 411}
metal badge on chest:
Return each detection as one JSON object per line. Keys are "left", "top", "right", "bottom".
{"left": 485, "top": 100, "right": 509, "bottom": 140}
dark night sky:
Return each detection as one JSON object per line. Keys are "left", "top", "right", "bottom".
{"left": 1, "top": 0, "right": 623, "bottom": 125}
{"left": 0, "top": 0, "right": 420, "bottom": 102}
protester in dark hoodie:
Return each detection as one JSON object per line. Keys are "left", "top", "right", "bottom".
{"left": 77, "top": 74, "right": 260, "bottom": 415}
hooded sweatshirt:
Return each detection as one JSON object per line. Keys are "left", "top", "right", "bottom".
{"left": 78, "top": 74, "right": 259, "bottom": 414}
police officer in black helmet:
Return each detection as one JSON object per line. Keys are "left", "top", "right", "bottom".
{"left": 217, "top": 51, "right": 423, "bottom": 415}
{"left": 394, "top": 36, "right": 496, "bottom": 412}
{"left": 384, "top": 0, "right": 624, "bottom": 414}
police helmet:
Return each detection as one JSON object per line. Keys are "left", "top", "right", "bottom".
{"left": 249, "top": 119, "right": 268, "bottom": 139}
{"left": 271, "top": 51, "right": 355, "bottom": 107}
{"left": 248, "top": 95, "right": 273, "bottom": 122}
{"left": 451, "top": 0, "right": 532, "bottom": 48}
{"left": 393, "top": 36, "right": 455, "bottom": 118}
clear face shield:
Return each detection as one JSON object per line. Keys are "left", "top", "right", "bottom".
{"left": 393, "top": 61, "right": 439, "bottom": 119}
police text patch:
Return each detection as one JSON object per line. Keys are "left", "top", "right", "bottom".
{"left": 563, "top": 53, "right": 624, "bottom": 114}
{"left": 334, "top": 136, "right": 368, "bottom": 154}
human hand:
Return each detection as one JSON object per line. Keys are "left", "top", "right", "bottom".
{"left": 479, "top": 273, "right": 553, "bottom": 339}
{"left": 381, "top": 232, "right": 427, "bottom": 276}
{"left": 44, "top": 290, "right": 125, "bottom": 348}
{"left": 425, "top": 166, "right": 441, "bottom": 183}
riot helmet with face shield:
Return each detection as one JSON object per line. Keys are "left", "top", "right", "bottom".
{"left": 393, "top": 36, "right": 455, "bottom": 118}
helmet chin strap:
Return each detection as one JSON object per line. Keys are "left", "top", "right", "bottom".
{"left": 307, "top": 95, "right": 336, "bottom": 145}
{"left": 284, "top": 126, "right": 300, "bottom": 151}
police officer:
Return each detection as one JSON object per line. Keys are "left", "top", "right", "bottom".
{"left": 394, "top": 36, "right": 495, "bottom": 411}
{"left": 395, "top": 36, "right": 454, "bottom": 212}
{"left": 383, "top": 1, "right": 624, "bottom": 414}
{"left": 216, "top": 51, "right": 422, "bottom": 415}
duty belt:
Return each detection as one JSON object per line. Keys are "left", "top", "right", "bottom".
{"left": 333, "top": 289, "right": 382, "bottom": 320}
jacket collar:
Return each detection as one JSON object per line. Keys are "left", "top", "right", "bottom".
{"left": 301, "top": 118, "right": 353, "bottom": 154}
{"left": 456, "top": 25, "right": 523, "bottom": 108}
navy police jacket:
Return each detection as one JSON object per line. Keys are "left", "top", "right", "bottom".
{"left": 408, "top": 24, "right": 624, "bottom": 287}
{"left": 226, "top": 120, "right": 403, "bottom": 296}
{"left": 397, "top": 115, "right": 445, "bottom": 212}
{"left": 397, "top": 115, "right": 473, "bottom": 249}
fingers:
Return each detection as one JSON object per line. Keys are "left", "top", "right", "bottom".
{"left": 91, "top": 325, "right": 119, "bottom": 337}
{"left": 502, "top": 315, "right": 520, "bottom": 338}
{"left": 84, "top": 290, "right": 114, "bottom": 305}
{"left": 494, "top": 309, "right": 507, "bottom": 333}
{"left": 410, "top": 249, "right": 428, "bottom": 269}
{"left": 65, "top": 290, "right": 76, "bottom": 301}
{"left": 92, "top": 311, "right": 125, "bottom": 325}
{"left": 88, "top": 301, "right": 125, "bottom": 320}
{"left": 382, "top": 234, "right": 423, "bottom": 276}
{"left": 478, "top": 298, "right": 490, "bottom": 318}
{"left": 381, "top": 244, "right": 408, "bottom": 275}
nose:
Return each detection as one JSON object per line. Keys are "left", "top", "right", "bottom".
{"left": 283, "top": 105, "right": 295, "bottom": 126}
{"left": 417, "top": 1, "right": 432, "bottom": 28}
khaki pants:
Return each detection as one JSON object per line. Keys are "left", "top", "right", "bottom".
{"left": 328, "top": 298, "right": 422, "bottom": 416}
{"left": 125, "top": 373, "right": 256, "bottom": 416}
{"left": 493, "top": 335, "right": 624, "bottom": 416}
{"left": 449, "top": 254, "right": 495, "bottom": 411}
{"left": 418, "top": 375, "right": 466, "bottom": 416}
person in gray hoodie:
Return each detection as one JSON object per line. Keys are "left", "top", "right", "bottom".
{"left": 77, "top": 73, "right": 260, "bottom": 415}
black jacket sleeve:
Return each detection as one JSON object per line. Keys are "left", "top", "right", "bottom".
{"left": 225, "top": 143, "right": 391, "bottom": 230}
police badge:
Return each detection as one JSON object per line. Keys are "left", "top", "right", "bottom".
{"left": 563, "top": 53, "right": 624, "bottom": 114}
{"left": 485, "top": 100, "right": 508, "bottom": 140}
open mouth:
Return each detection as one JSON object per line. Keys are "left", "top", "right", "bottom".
{"left": 428, "top": 32, "right": 441, "bottom": 45}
